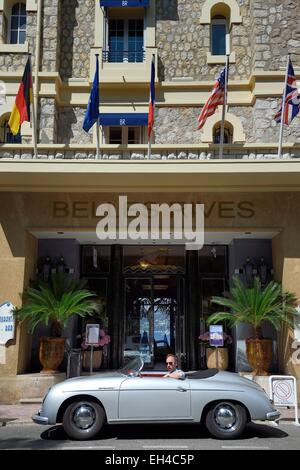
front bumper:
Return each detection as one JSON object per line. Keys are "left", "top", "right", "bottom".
{"left": 32, "top": 410, "right": 49, "bottom": 425}
{"left": 266, "top": 410, "right": 281, "bottom": 421}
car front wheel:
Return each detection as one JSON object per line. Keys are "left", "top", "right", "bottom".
{"left": 63, "top": 400, "right": 105, "bottom": 440}
{"left": 205, "top": 402, "right": 247, "bottom": 439}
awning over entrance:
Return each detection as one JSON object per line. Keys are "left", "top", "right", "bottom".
{"left": 99, "top": 113, "right": 148, "bottom": 126}
{"left": 100, "top": 0, "right": 150, "bottom": 7}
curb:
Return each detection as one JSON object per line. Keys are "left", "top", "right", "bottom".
{"left": 1, "top": 418, "right": 34, "bottom": 426}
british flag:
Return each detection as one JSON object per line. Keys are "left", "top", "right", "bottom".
{"left": 198, "top": 67, "right": 226, "bottom": 130}
{"left": 274, "top": 59, "right": 300, "bottom": 125}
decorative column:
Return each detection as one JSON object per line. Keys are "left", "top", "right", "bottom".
{"left": 109, "top": 245, "right": 123, "bottom": 369}
{"left": 186, "top": 250, "right": 199, "bottom": 370}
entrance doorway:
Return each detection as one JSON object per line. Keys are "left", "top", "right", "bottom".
{"left": 124, "top": 275, "right": 185, "bottom": 369}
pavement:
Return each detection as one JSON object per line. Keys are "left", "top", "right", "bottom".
{"left": 0, "top": 403, "right": 299, "bottom": 427}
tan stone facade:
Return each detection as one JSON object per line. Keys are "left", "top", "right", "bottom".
{"left": 0, "top": 0, "right": 300, "bottom": 402}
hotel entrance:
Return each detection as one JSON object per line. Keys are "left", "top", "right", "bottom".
{"left": 122, "top": 246, "right": 186, "bottom": 369}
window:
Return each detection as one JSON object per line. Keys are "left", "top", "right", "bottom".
{"left": 213, "top": 123, "right": 233, "bottom": 144}
{"left": 109, "top": 127, "right": 122, "bottom": 144}
{"left": 106, "top": 16, "right": 144, "bottom": 63}
{"left": 0, "top": 119, "right": 21, "bottom": 143}
{"left": 211, "top": 15, "right": 228, "bottom": 56}
{"left": 105, "top": 126, "right": 145, "bottom": 144}
{"left": 10, "top": 3, "right": 26, "bottom": 44}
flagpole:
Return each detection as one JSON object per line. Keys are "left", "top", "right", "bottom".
{"left": 29, "top": 53, "right": 38, "bottom": 159}
{"left": 96, "top": 116, "right": 100, "bottom": 159}
{"left": 147, "top": 132, "right": 152, "bottom": 159}
{"left": 219, "top": 54, "right": 230, "bottom": 160}
{"left": 278, "top": 54, "right": 290, "bottom": 159}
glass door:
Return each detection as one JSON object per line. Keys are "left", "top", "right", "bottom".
{"left": 124, "top": 278, "right": 153, "bottom": 367}
{"left": 124, "top": 275, "right": 185, "bottom": 369}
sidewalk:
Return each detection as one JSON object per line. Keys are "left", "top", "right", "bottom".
{"left": 0, "top": 403, "right": 40, "bottom": 426}
{"left": 0, "top": 403, "right": 299, "bottom": 427}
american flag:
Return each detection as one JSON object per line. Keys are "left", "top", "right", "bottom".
{"left": 274, "top": 59, "right": 300, "bottom": 125}
{"left": 198, "top": 67, "right": 226, "bottom": 130}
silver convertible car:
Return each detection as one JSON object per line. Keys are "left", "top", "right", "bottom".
{"left": 33, "top": 357, "right": 280, "bottom": 440}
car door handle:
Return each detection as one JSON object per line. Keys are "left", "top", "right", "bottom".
{"left": 177, "top": 387, "right": 187, "bottom": 392}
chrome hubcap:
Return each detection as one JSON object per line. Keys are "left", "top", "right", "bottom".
{"left": 214, "top": 404, "right": 236, "bottom": 430}
{"left": 72, "top": 404, "right": 95, "bottom": 430}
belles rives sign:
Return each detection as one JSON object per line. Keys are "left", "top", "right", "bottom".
{"left": 52, "top": 196, "right": 255, "bottom": 251}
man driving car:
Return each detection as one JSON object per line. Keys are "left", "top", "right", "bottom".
{"left": 163, "top": 354, "right": 185, "bottom": 380}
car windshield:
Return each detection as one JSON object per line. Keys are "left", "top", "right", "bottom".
{"left": 119, "top": 357, "right": 144, "bottom": 376}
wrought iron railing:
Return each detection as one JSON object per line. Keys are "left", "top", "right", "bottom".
{"left": 102, "top": 49, "right": 146, "bottom": 63}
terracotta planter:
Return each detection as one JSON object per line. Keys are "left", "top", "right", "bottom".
{"left": 82, "top": 350, "right": 103, "bottom": 370}
{"left": 39, "top": 337, "right": 65, "bottom": 374}
{"left": 206, "top": 347, "right": 229, "bottom": 370}
{"left": 246, "top": 338, "right": 273, "bottom": 376}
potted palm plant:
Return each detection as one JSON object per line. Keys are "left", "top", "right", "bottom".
{"left": 207, "top": 276, "right": 299, "bottom": 375}
{"left": 14, "top": 274, "right": 100, "bottom": 374}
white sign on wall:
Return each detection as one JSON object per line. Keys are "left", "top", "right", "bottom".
{"left": 0, "top": 302, "right": 15, "bottom": 345}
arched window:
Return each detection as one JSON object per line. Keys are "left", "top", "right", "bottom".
{"left": 211, "top": 15, "right": 228, "bottom": 56}
{"left": 0, "top": 117, "right": 21, "bottom": 143}
{"left": 213, "top": 122, "right": 233, "bottom": 144}
{"left": 10, "top": 3, "right": 26, "bottom": 44}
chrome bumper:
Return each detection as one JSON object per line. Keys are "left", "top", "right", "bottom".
{"left": 32, "top": 411, "right": 49, "bottom": 425}
{"left": 266, "top": 410, "right": 281, "bottom": 421}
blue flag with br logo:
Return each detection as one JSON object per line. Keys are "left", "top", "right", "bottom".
{"left": 83, "top": 55, "right": 99, "bottom": 132}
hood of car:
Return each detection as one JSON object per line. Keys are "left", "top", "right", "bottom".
{"left": 48, "top": 371, "right": 125, "bottom": 394}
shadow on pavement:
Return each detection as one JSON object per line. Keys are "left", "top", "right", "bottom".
{"left": 40, "top": 422, "right": 289, "bottom": 442}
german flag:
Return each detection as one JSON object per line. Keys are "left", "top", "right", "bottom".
{"left": 9, "top": 57, "right": 33, "bottom": 136}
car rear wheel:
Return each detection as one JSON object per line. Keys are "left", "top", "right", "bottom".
{"left": 205, "top": 402, "right": 247, "bottom": 439}
{"left": 62, "top": 400, "right": 105, "bottom": 440}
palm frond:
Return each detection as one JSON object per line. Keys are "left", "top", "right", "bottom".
{"left": 208, "top": 276, "right": 298, "bottom": 336}
{"left": 14, "top": 274, "right": 100, "bottom": 336}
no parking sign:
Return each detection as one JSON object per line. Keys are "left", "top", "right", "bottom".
{"left": 272, "top": 378, "right": 295, "bottom": 406}
{"left": 269, "top": 375, "right": 300, "bottom": 426}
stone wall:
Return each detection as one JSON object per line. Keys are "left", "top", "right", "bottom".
{"left": 57, "top": 107, "right": 93, "bottom": 144}
{"left": 41, "top": 0, "right": 61, "bottom": 72}
{"left": 60, "top": 0, "right": 95, "bottom": 80}
{"left": 250, "top": 0, "right": 300, "bottom": 71}
{"left": 153, "top": 103, "right": 300, "bottom": 145}
{"left": 156, "top": 0, "right": 252, "bottom": 81}
{"left": 39, "top": 98, "right": 58, "bottom": 144}
{"left": 155, "top": 107, "right": 202, "bottom": 144}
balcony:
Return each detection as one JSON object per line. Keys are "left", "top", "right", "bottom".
{"left": 0, "top": 143, "right": 299, "bottom": 161}
{"left": 0, "top": 144, "right": 300, "bottom": 194}
{"left": 90, "top": 46, "right": 157, "bottom": 83}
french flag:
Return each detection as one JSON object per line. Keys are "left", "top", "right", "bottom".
{"left": 148, "top": 55, "right": 155, "bottom": 139}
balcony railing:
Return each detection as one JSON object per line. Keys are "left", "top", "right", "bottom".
{"left": 102, "top": 50, "right": 145, "bottom": 63}
{"left": 0, "top": 144, "right": 299, "bottom": 161}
